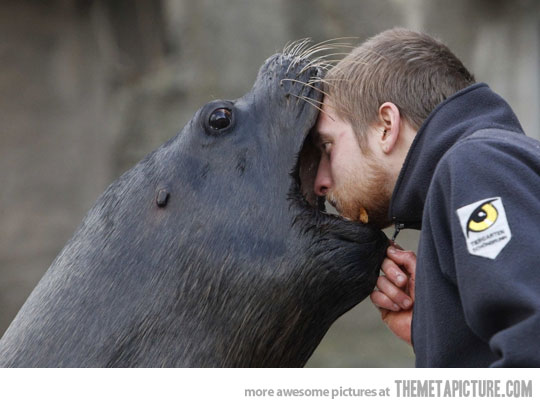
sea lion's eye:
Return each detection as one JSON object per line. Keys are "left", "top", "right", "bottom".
{"left": 209, "top": 108, "right": 232, "bottom": 130}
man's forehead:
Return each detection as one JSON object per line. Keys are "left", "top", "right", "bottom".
{"left": 315, "top": 103, "right": 339, "bottom": 138}
{"left": 313, "top": 116, "right": 329, "bottom": 143}
{"left": 316, "top": 98, "right": 335, "bottom": 132}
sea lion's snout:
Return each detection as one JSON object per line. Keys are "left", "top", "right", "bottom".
{"left": 254, "top": 52, "right": 325, "bottom": 120}
{"left": 252, "top": 51, "right": 388, "bottom": 298}
{"left": 259, "top": 52, "right": 323, "bottom": 89}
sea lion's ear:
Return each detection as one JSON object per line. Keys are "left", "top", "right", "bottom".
{"left": 298, "top": 131, "right": 321, "bottom": 207}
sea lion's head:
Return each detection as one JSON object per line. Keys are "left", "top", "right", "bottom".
{"left": 0, "top": 42, "right": 388, "bottom": 368}
{"left": 142, "top": 46, "right": 388, "bottom": 365}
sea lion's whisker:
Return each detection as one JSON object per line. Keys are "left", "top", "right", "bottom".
{"left": 306, "top": 77, "right": 332, "bottom": 88}
{"left": 292, "top": 38, "right": 323, "bottom": 69}
{"left": 297, "top": 38, "right": 314, "bottom": 54}
{"left": 282, "top": 39, "right": 295, "bottom": 54}
{"left": 297, "top": 94, "right": 325, "bottom": 105}
{"left": 298, "top": 52, "right": 353, "bottom": 75}
{"left": 289, "top": 93, "right": 334, "bottom": 120}
{"left": 299, "top": 36, "right": 358, "bottom": 56}
{"left": 307, "top": 36, "right": 359, "bottom": 48}
{"left": 297, "top": 59, "right": 329, "bottom": 75}
{"left": 306, "top": 79, "right": 333, "bottom": 90}
{"left": 308, "top": 56, "right": 370, "bottom": 77}
{"left": 306, "top": 62, "right": 336, "bottom": 72}
{"left": 288, "top": 92, "right": 323, "bottom": 106}
{"left": 299, "top": 46, "right": 341, "bottom": 62}
{"left": 290, "top": 38, "right": 312, "bottom": 57}
{"left": 296, "top": 37, "right": 357, "bottom": 66}
{"left": 288, "top": 37, "right": 310, "bottom": 56}
{"left": 287, "top": 38, "right": 313, "bottom": 73}
{"left": 285, "top": 37, "right": 359, "bottom": 69}
{"left": 326, "top": 58, "right": 368, "bottom": 66}
{"left": 309, "top": 78, "right": 353, "bottom": 83}
{"left": 297, "top": 42, "right": 354, "bottom": 61}
{"left": 304, "top": 61, "right": 345, "bottom": 73}
{"left": 286, "top": 39, "right": 310, "bottom": 71}
{"left": 298, "top": 60, "right": 328, "bottom": 75}
{"left": 313, "top": 52, "right": 352, "bottom": 59}
{"left": 298, "top": 43, "right": 356, "bottom": 60}
{"left": 287, "top": 38, "right": 357, "bottom": 74}
{"left": 317, "top": 64, "right": 336, "bottom": 71}
{"left": 280, "top": 79, "right": 330, "bottom": 98}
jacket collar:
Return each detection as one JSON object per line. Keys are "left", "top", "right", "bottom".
{"left": 388, "top": 83, "right": 524, "bottom": 236}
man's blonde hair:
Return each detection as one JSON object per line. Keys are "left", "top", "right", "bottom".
{"left": 326, "top": 28, "right": 475, "bottom": 147}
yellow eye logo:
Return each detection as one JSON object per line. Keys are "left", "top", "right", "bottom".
{"left": 467, "top": 200, "right": 498, "bottom": 236}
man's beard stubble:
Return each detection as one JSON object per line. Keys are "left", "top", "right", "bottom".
{"left": 326, "top": 155, "right": 393, "bottom": 230}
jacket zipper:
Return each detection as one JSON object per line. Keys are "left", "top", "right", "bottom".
{"left": 391, "top": 222, "right": 406, "bottom": 242}
{"left": 391, "top": 219, "right": 422, "bottom": 242}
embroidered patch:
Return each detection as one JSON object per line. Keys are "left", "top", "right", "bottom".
{"left": 456, "top": 197, "right": 511, "bottom": 259}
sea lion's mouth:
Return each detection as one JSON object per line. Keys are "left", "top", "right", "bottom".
{"left": 283, "top": 64, "right": 336, "bottom": 219}
{"left": 295, "top": 127, "right": 325, "bottom": 211}
{"left": 273, "top": 42, "right": 370, "bottom": 227}
{"left": 289, "top": 99, "right": 365, "bottom": 226}
{"left": 286, "top": 94, "right": 335, "bottom": 217}
{"left": 280, "top": 65, "right": 325, "bottom": 210}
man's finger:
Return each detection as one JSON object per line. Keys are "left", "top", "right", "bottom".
{"left": 381, "top": 258, "right": 408, "bottom": 288}
{"left": 387, "top": 246, "right": 416, "bottom": 300}
{"left": 370, "top": 290, "right": 401, "bottom": 312}
{"left": 376, "top": 275, "right": 413, "bottom": 309}
{"left": 387, "top": 246, "right": 416, "bottom": 276}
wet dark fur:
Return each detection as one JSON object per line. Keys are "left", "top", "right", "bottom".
{"left": 0, "top": 52, "right": 388, "bottom": 367}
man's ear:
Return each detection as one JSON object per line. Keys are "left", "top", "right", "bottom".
{"left": 378, "top": 102, "right": 401, "bottom": 154}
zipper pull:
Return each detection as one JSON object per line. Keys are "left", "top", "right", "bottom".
{"left": 392, "top": 222, "right": 405, "bottom": 243}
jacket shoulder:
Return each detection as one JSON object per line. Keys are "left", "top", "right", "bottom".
{"left": 437, "top": 128, "right": 540, "bottom": 179}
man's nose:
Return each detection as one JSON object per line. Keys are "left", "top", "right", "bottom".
{"left": 314, "top": 157, "right": 332, "bottom": 196}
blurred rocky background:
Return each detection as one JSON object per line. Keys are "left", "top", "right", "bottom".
{"left": 1, "top": 0, "right": 539, "bottom": 367}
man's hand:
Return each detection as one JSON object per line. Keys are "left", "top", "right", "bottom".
{"left": 370, "top": 244, "right": 416, "bottom": 345}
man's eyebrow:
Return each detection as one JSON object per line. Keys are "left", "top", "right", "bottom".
{"left": 314, "top": 129, "right": 332, "bottom": 143}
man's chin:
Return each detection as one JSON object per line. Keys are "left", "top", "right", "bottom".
{"left": 327, "top": 187, "right": 392, "bottom": 230}
{"left": 337, "top": 205, "right": 391, "bottom": 230}
{"left": 363, "top": 205, "right": 392, "bottom": 230}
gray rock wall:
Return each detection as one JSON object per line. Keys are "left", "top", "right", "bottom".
{"left": 1, "top": 0, "right": 538, "bottom": 367}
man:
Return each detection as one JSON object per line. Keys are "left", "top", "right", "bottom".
{"left": 313, "top": 28, "right": 540, "bottom": 367}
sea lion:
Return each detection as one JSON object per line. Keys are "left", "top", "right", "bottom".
{"left": 0, "top": 43, "right": 388, "bottom": 367}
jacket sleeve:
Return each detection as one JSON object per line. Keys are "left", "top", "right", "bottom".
{"left": 428, "top": 132, "right": 540, "bottom": 367}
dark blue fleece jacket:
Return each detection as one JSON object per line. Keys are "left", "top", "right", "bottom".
{"left": 389, "top": 83, "right": 540, "bottom": 367}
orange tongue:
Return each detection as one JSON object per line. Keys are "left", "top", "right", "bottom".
{"left": 358, "top": 207, "right": 369, "bottom": 224}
